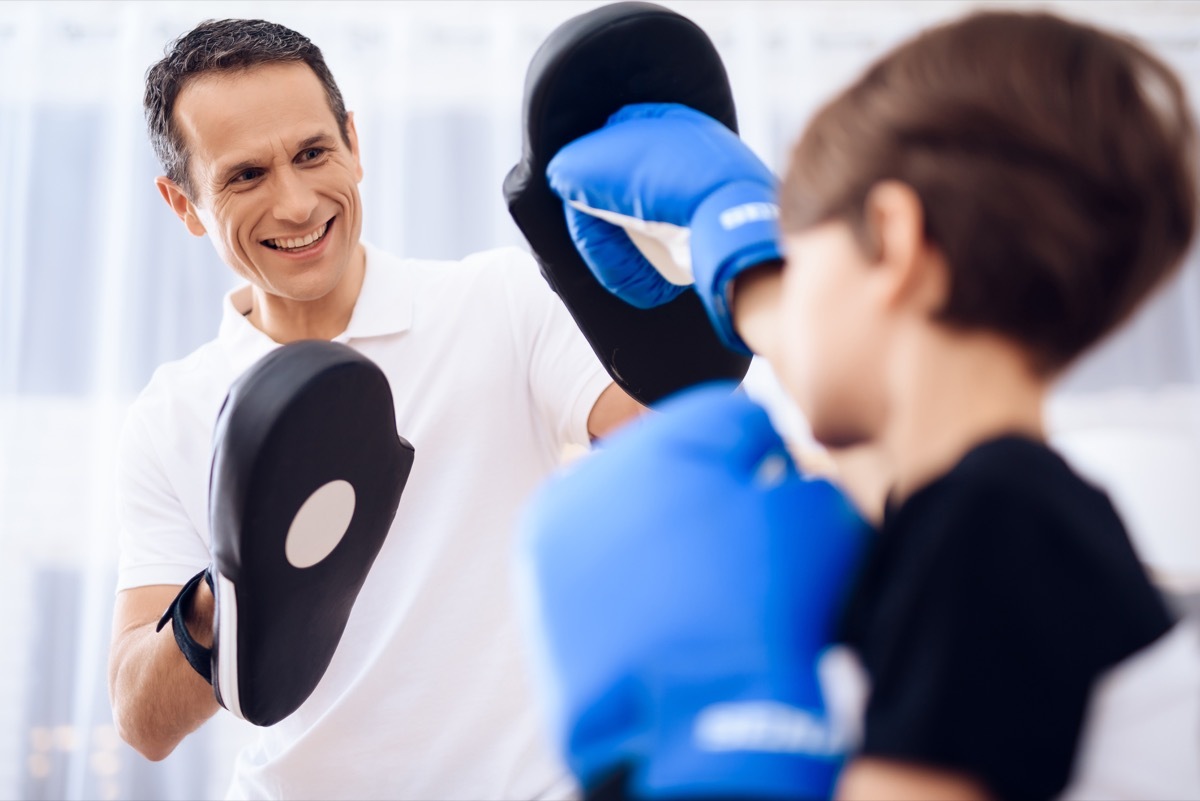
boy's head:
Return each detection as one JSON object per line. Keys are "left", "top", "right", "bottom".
{"left": 775, "top": 10, "right": 1197, "bottom": 446}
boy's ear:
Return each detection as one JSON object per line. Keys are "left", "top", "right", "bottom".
{"left": 865, "top": 180, "right": 948, "bottom": 314}
{"left": 155, "top": 176, "right": 207, "bottom": 237}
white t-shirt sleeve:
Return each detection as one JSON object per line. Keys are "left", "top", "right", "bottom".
{"left": 114, "top": 403, "right": 210, "bottom": 592}
{"left": 497, "top": 247, "right": 612, "bottom": 448}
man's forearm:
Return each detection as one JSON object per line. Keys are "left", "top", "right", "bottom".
{"left": 109, "top": 584, "right": 221, "bottom": 761}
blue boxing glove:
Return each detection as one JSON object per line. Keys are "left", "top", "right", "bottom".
{"left": 546, "top": 103, "right": 782, "bottom": 354}
{"left": 519, "top": 384, "right": 871, "bottom": 800}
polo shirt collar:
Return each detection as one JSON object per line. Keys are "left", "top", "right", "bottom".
{"left": 338, "top": 242, "right": 414, "bottom": 340}
{"left": 217, "top": 241, "right": 414, "bottom": 376}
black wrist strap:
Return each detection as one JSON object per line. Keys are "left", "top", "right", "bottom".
{"left": 156, "top": 568, "right": 215, "bottom": 685}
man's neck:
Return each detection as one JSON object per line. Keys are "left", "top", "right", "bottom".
{"left": 246, "top": 243, "right": 367, "bottom": 343}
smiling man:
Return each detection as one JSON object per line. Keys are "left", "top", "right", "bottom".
{"left": 155, "top": 59, "right": 367, "bottom": 343}
{"left": 107, "top": 19, "right": 640, "bottom": 800}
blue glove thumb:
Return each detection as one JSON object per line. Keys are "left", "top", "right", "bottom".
{"left": 563, "top": 204, "right": 689, "bottom": 309}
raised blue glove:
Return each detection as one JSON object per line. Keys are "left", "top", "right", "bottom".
{"left": 546, "top": 103, "right": 783, "bottom": 355}
{"left": 519, "top": 384, "right": 871, "bottom": 800}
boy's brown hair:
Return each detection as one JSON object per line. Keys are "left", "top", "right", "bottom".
{"left": 781, "top": 11, "right": 1197, "bottom": 375}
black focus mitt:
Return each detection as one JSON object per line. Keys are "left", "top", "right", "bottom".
{"left": 158, "top": 340, "right": 414, "bottom": 727}
{"left": 503, "top": 1, "right": 752, "bottom": 405}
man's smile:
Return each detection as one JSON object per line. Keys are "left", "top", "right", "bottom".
{"left": 263, "top": 217, "right": 334, "bottom": 252}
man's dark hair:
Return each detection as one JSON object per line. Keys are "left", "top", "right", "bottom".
{"left": 144, "top": 19, "right": 350, "bottom": 198}
{"left": 782, "top": 10, "right": 1198, "bottom": 375}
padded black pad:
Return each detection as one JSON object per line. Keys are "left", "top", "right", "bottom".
{"left": 503, "top": 1, "right": 753, "bottom": 406}
{"left": 208, "top": 340, "right": 414, "bottom": 727}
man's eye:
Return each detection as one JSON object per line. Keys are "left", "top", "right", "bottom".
{"left": 232, "top": 169, "right": 262, "bottom": 184}
{"left": 299, "top": 147, "right": 327, "bottom": 162}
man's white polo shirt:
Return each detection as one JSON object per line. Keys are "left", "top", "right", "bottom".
{"left": 116, "top": 243, "right": 612, "bottom": 799}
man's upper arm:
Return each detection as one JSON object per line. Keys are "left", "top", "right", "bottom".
{"left": 114, "top": 405, "right": 209, "bottom": 591}
{"left": 501, "top": 248, "right": 616, "bottom": 447}
{"left": 109, "top": 408, "right": 199, "bottom": 688}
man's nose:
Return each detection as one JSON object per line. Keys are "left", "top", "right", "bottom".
{"left": 272, "top": 168, "right": 319, "bottom": 224}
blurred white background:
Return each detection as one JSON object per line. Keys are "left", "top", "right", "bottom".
{"left": 1, "top": 1, "right": 1197, "bottom": 798}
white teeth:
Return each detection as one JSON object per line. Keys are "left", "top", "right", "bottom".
{"left": 269, "top": 221, "right": 328, "bottom": 251}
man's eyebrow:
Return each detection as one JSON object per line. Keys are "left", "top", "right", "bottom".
{"left": 297, "top": 133, "right": 335, "bottom": 150}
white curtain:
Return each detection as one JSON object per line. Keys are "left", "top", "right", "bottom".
{"left": 1, "top": 1, "right": 1197, "bottom": 798}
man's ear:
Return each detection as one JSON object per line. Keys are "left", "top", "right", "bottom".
{"left": 155, "top": 176, "right": 207, "bottom": 237}
{"left": 864, "top": 180, "right": 947, "bottom": 314}
{"left": 344, "top": 111, "right": 364, "bottom": 183}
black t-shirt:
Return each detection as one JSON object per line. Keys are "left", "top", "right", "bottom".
{"left": 839, "top": 435, "right": 1176, "bottom": 800}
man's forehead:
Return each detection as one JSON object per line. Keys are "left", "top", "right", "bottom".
{"left": 173, "top": 62, "right": 338, "bottom": 169}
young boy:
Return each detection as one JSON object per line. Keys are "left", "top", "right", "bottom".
{"left": 522, "top": 9, "right": 1200, "bottom": 800}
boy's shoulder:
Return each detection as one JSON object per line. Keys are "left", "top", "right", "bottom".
{"left": 926, "top": 435, "right": 1101, "bottom": 508}
{"left": 894, "top": 435, "right": 1127, "bottom": 560}
{"left": 850, "top": 434, "right": 1173, "bottom": 666}
{"left": 843, "top": 436, "right": 1194, "bottom": 800}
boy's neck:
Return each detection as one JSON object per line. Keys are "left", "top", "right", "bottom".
{"left": 883, "top": 326, "right": 1049, "bottom": 506}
